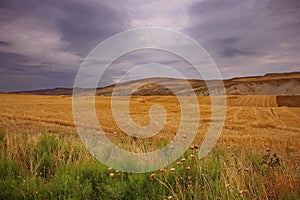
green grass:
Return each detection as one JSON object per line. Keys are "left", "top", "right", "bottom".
{"left": 0, "top": 131, "right": 299, "bottom": 200}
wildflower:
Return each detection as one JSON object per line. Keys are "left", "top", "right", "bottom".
{"left": 170, "top": 168, "right": 176, "bottom": 173}
{"left": 149, "top": 173, "right": 156, "bottom": 179}
{"left": 109, "top": 173, "right": 115, "bottom": 178}
{"left": 266, "top": 148, "right": 270, "bottom": 152}
{"left": 190, "top": 145, "right": 195, "bottom": 149}
{"left": 245, "top": 167, "right": 250, "bottom": 172}
{"left": 181, "top": 158, "right": 186, "bottom": 163}
{"left": 176, "top": 161, "right": 181, "bottom": 165}
{"left": 167, "top": 196, "right": 173, "bottom": 199}
{"left": 185, "top": 166, "right": 191, "bottom": 171}
{"left": 107, "top": 167, "right": 113, "bottom": 171}
{"left": 190, "top": 154, "right": 195, "bottom": 159}
{"left": 159, "top": 168, "right": 166, "bottom": 173}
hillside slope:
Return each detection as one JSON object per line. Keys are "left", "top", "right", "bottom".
{"left": 97, "top": 72, "right": 300, "bottom": 96}
{"left": 12, "top": 72, "right": 300, "bottom": 96}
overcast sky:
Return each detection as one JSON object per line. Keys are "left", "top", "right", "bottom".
{"left": 0, "top": 0, "right": 299, "bottom": 91}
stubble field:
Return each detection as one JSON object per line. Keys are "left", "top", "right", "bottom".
{"left": 0, "top": 93, "right": 299, "bottom": 199}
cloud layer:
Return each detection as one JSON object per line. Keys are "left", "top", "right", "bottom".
{"left": 0, "top": 0, "right": 299, "bottom": 91}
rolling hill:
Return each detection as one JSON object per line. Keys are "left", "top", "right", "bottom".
{"left": 12, "top": 71, "right": 300, "bottom": 96}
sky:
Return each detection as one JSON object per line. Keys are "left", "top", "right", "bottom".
{"left": 0, "top": 0, "right": 299, "bottom": 91}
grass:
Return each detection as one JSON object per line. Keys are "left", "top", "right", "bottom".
{"left": 0, "top": 131, "right": 299, "bottom": 200}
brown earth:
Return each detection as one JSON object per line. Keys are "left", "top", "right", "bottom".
{"left": 276, "top": 96, "right": 300, "bottom": 107}
{"left": 11, "top": 71, "right": 300, "bottom": 96}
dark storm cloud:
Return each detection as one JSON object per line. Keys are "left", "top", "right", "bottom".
{"left": 0, "top": 41, "right": 11, "bottom": 46}
{"left": 0, "top": 0, "right": 129, "bottom": 91}
{"left": 0, "top": 0, "right": 299, "bottom": 91}
{"left": 56, "top": 0, "right": 129, "bottom": 54}
{"left": 0, "top": 0, "right": 128, "bottom": 53}
{"left": 219, "top": 48, "right": 260, "bottom": 58}
{"left": 0, "top": 51, "right": 59, "bottom": 80}
{"left": 186, "top": 0, "right": 300, "bottom": 77}
{"left": 0, "top": 51, "right": 29, "bottom": 69}
{"left": 211, "top": 37, "right": 240, "bottom": 46}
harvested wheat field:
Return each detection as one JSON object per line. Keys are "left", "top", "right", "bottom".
{"left": 0, "top": 93, "right": 299, "bottom": 199}
{"left": 0, "top": 93, "right": 299, "bottom": 155}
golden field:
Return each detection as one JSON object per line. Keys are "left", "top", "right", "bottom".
{"left": 0, "top": 93, "right": 299, "bottom": 199}
{"left": 0, "top": 93, "right": 299, "bottom": 156}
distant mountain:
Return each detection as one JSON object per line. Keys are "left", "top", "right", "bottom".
{"left": 11, "top": 72, "right": 300, "bottom": 96}
{"left": 12, "top": 87, "right": 74, "bottom": 95}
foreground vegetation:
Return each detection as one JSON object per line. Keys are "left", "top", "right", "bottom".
{"left": 0, "top": 130, "right": 299, "bottom": 200}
